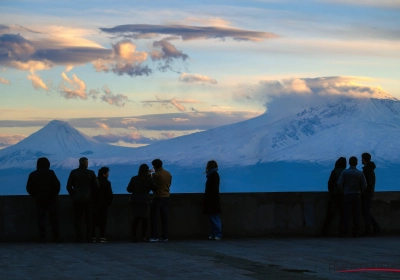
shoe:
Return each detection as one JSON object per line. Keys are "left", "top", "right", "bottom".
{"left": 149, "top": 238, "right": 159, "bottom": 242}
{"left": 140, "top": 238, "right": 149, "bottom": 242}
{"left": 92, "top": 237, "right": 97, "bottom": 243}
{"left": 208, "top": 235, "right": 214, "bottom": 240}
{"left": 160, "top": 238, "right": 168, "bottom": 242}
{"left": 99, "top": 237, "right": 107, "bottom": 243}
{"left": 214, "top": 237, "right": 222, "bottom": 241}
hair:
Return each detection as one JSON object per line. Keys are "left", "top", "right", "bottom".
{"left": 349, "top": 156, "right": 358, "bottom": 166}
{"left": 79, "top": 157, "right": 88, "bottom": 165}
{"left": 362, "top": 152, "right": 371, "bottom": 162}
{"left": 335, "top": 157, "right": 347, "bottom": 169}
{"left": 37, "top": 157, "right": 50, "bottom": 169}
{"left": 206, "top": 160, "right": 218, "bottom": 171}
{"left": 151, "top": 159, "right": 163, "bottom": 169}
{"left": 98, "top": 166, "right": 110, "bottom": 177}
{"left": 138, "top": 164, "right": 149, "bottom": 177}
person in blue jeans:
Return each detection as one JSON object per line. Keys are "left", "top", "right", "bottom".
{"left": 203, "top": 160, "right": 222, "bottom": 240}
{"left": 337, "top": 156, "right": 367, "bottom": 238}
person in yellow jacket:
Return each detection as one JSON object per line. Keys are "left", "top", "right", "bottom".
{"left": 149, "top": 159, "right": 172, "bottom": 242}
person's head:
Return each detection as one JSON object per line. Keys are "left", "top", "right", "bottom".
{"left": 206, "top": 160, "right": 218, "bottom": 172}
{"left": 36, "top": 157, "right": 50, "bottom": 170}
{"left": 349, "top": 156, "right": 358, "bottom": 167}
{"left": 151, "top": 159, "right": 162, "bottom": 170}
{"left": 79, "top": 157, "right": 88, "bottom": 168}
{"left": 138, "top": 164, "right": 149, "bottom": 177}
{"left": 362, "top": 152, "right": 371, "bottom": 165}
{"left": 98, "top": 166, "right": 110, "bottom": 178}
{"left": 335, "top": 157, "right": 347, "bottom": 169}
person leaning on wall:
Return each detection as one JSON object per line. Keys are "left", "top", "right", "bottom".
{"left": 203, "top": 160, "right": 222, "bottom": 241}
{"left": 26, "top": 157, "right": 61, "bottom": 243}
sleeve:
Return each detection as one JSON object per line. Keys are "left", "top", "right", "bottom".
{"left": 51, "top": 171, "right": 61, "bottom": 196}
{"left": 360, "top": 173, "right": 367, "bottom": 192}
{"left": 66, "top": 171, "right": 74, "bottom": 196}
{"left": 92, "top": 172, "right": 100, "bottom": 189}
{"left": 127, "top": 178, "right": 134, "bottom": 193}
{"left": 337, "top": 172, "right": 344, "bottom": 193}
{"left": 107, "top": 181, "right": 113, "bottom": 206}
{"left": 26, "top": 173, "right": 35, "bottom": 196}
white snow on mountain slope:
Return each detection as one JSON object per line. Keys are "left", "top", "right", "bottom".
{"left": 0, "top": 120, "right": 131, "bottom": 169}
{"left": 1, "top": 96, "right": 400, "bottom": 170}
{"left": 120, "top": 97, "right": 400, "bottom": 167}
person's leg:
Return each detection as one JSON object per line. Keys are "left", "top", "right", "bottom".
{"left": 352, "top": 194, "right": 361, "bottom": 237}
{"left": 210, "top": 214, "right": 222, "bottom": 239}
{"left": 321, "top": 194, "right": 335, "bottom": 235}
{"left": 336, "top": 194, "right": 344, "bottom": 235}
{"left": 150, "top": 199, "right": 160, "bottom": 239}
{"left": 132, "top": 216, "right": 141, "bottom": 241}
{"left": 341, "top": 195, "right": 351, "bottom": 236}
{"left": 141, "top": 218, "right": 148, "bottom": 240}
{"left": 48, "top": 200, "right": 59, "bottom": 240}
{"left": 73, "top": 202, "right": 84, "bottom": 242}
{"left": 83, "top": 203, "right": 93, "bottom": 242}
{"left": 98, "top": 206, "right": 108, "bottom": 238}
{"left": 361, "top": 195, "right": 372, "bottom": 234}
{"left": 36, "top": 202, "right": 47, "bottom": 241}
{"left": 160, "top": 198, "right": 169, "bottom": 240}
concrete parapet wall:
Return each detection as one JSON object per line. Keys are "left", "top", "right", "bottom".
{"left": 1, "top": 192, "right": 399, "bottom": 242}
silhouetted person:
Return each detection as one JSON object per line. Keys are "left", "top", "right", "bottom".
{"left": 149, "top": 159, "right": 172, "bottom": 242}
{"left": 92, "top": 166, "right": 113, "bottom": 242}
{"left": 127, "top": 164, "right": 157, "bottom": 242}
{"left": 337, "top": 156, "right": 367, "bottom": 238}
{"left": 361, "top": 152, "right": 381, "bottom": 236}
{"left": 26, "top": 157, "right": 61, "bottom": 243}
{"left": 317, "top": 157, "right": 346, "bottom": 237}
{"left": 203, "top": 160, "right": 222, "bottom": 240}
{"left": 67, "top": 157, "right": 99, "bottom": 243}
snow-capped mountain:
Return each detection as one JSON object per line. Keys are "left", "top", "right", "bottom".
{"left": 123, "top": 96, "right": 400, "bottom": 167}
{"left": 0, "top": 120, "right": 131, "bottom": 169}
{"left": 1, "top": 96, "right": 400, "bottom": 170}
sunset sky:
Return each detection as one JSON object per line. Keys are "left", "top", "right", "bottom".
{"left": 1, "top": 0, "right": 399, "bottom": 148}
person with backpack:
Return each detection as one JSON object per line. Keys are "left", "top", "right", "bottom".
{"left": 316, "top": 157, "right": 346, "bottom": 237}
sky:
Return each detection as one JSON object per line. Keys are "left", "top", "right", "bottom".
{"left": 0, "top": 0, "right": 399, "bottom": 149}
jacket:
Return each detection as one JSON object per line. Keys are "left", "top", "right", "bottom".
{"left": 26, "top": 168, "right": 60, "bottom": 203}
{"left": 92, "top": 176, "right": 113, "bottom": 207}
{"left": 337, "top": 166, "right": 367, "bottom": 195}
{"left": 127, "top": 175, "right": 157, "bottom": 205}
{"left": 152, "top": 168, "right": 172, "bottom": 198}
{"left": 328, "top": 167, "right": 345, "bottom": 193}
{"left": 66, "top": 166, "right": 99, "bottom": 202}
{"left": 362, "top": 161, "right": 376, "bottom": 196}
{"left": 203, "top": 170, "right": 221, "bottom": 215}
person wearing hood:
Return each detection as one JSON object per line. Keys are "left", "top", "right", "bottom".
{"left": 26, "top": 157, "right": 61, "bottom": 243}
{"left": 317, "top": 157, "right": 346, "bottom": 237}
{"left": 203, "top": 160, "right": 222, "bottom": 241}
{"left": 361, "top": 153, "right": 381, "bottom": 236}
{"left": 67, "top": 157, "right": 100, "bottom": 243}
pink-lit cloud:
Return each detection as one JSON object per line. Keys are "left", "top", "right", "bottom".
{"left": 0, "top": 76, "right": 10, "bottom": 84}
{"left": 142, "top": 96, "right": 202, "bottom": 112}
{"left": 58, "top": 72, "right": 87, "bottom": 99}
{"left": 27, "top": 72, "right": 49, "bottom": 91}
{"left": 0, "top": 134, "right": 26, "bottom": 147}
{"left": 179, "top": 73, "right": 217, "bottom": 84}
{"left": 100, "top": 85, "right": 130, "bottom": 107}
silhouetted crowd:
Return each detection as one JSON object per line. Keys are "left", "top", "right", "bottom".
{"left": 26, "top": 157, "right": 222, "bottom": 243}
{"left": 317, "top": 153, "right": 381, "bottom": 238}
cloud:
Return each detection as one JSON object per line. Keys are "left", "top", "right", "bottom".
{"left": 58, "top": 72, "right": 87, "bottom": 99}
{"left": 173, "top": 118, "right": 190, "bottom": 122}
{"left": 142, "top": 96, "right": 201, "bottom": 112}
{"left": 100, "top": 85, "right": 130, "bottom": 107}
{"left": 0, "top": 34, "right": 35, "bottom": 61}
{"left": 238, "top": 76, "right": 397, "bottom": 114}
{"left": 179, "top": 73, "right": 217, "bottom": 84}
{"left": 160, "top": 132, "right": 175, "bottom": 139}
{"left": 0, "top": 76, "right": 10, "bottom": 84}
{"left": 93, "top": 132, "right": 156, "bottom": 145}
{"left": 150, "top": 39, "right": 189, "bottom": 71}
{"left": 100, "top": 24, "right": 279, "bottom": 42}
{"left": 169, "top": 17, "right": 231, "bottom": 27}
{"left": 0, "top": 134, "right": 26, "bottom": 147}
{"left": 93, "top": 39, "right": 152, "bottom": 77}
{"left": 319, "top": 0, "right": 400, "bottom": 8}
{"left": 121, "top": 117, "right": 146, "bottom": 124}
{"left": 27, "top": 72, "right": 49, "bottom": 91}
{"left": 97, "top": 122, "right": 109, "bottom": 131}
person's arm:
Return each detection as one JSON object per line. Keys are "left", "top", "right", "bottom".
{"left": 127, "top": 178, "right": 134, "bottom": 193}
{"left": 107, "top": 181, "right": 113, "bottom": 206}
{"left": 26, "top": 173, "right": 35, "bottom": 196}
{"left": 327, "top": 170, "right": 336, "bottom": 192}
{"left": 360, "top": 173, "right": 367, "bottom": 192}
{"left": 337, "top": 172, "right": 344, "bottom": 193}
{"left": 66, "top": 171, "right": 74, "bottom": 196}
{"left": 51, "top": 171, "right": 61, "bottom": 196}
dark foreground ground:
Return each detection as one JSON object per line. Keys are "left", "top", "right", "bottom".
{"left": 1, "top": 237, "right": 400, "bottom": 280}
